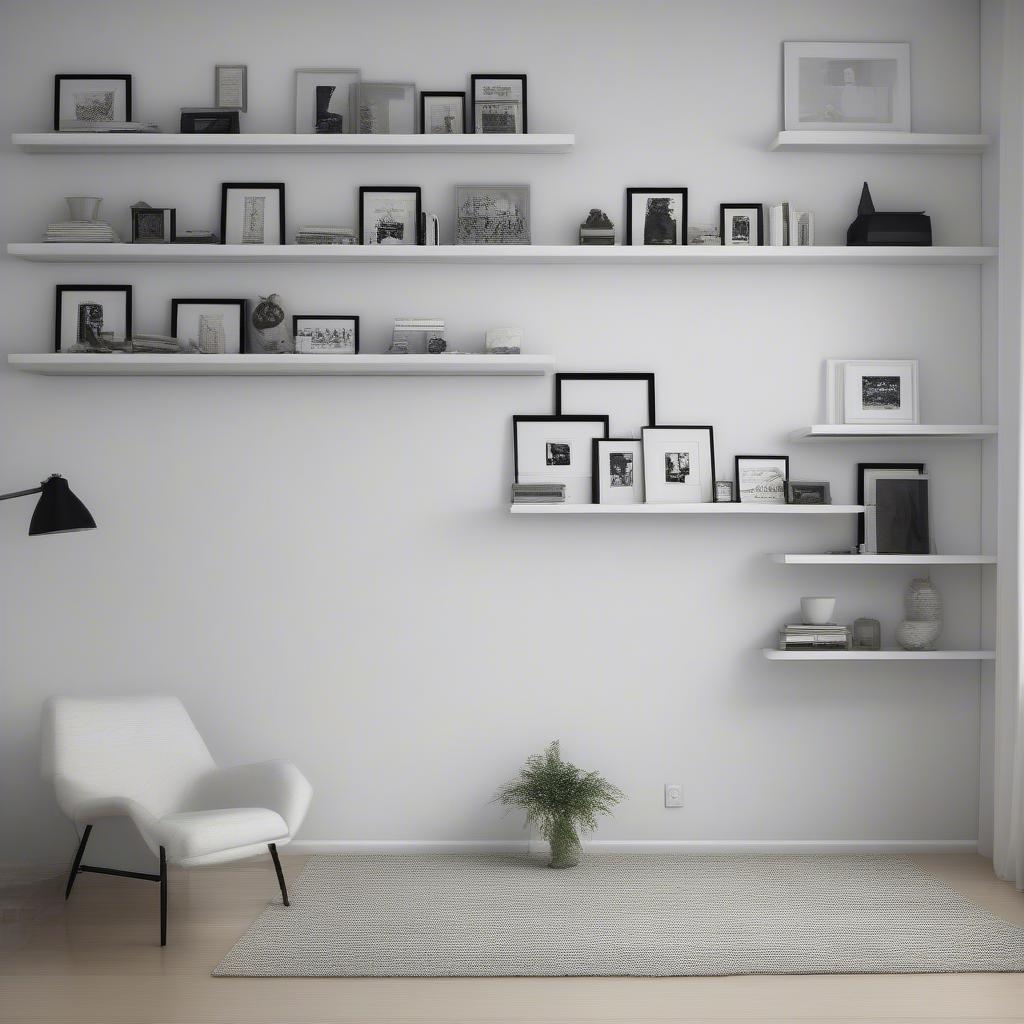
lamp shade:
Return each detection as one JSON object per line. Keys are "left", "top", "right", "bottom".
{"left": 29, "top": 475, "right": 96, "bottom": 535}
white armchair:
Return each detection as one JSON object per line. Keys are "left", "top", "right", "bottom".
{"left": 42, "top": 695, "right": 313, "bottom": 945}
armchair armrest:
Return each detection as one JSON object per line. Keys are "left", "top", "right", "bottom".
{"left": 193, "top": 759, "right": 313, "bottom": 836}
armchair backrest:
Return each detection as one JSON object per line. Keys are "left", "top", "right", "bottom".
{"left": 42, "top": 696, "right": 216, "bottom": 819}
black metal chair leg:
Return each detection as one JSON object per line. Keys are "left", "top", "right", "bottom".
{"left": 64, "top": 825, "right": 92, "bottom": 901}
{"left": 159, "top": 846, "right": 167, "bottom": 946}
{"left": 269, "top": 843, "right": 289, "bottom": 906}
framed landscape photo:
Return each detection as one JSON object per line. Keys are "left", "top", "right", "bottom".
{"left": 513, "top": 415, "right": 609, "bottom": 505}
{"left": 841, "top": 359, "right": 918, "bottom": 424}
{"left": 55, "top": 285, "right": 132, "bottom": 351}
{"left": 131, "top": 206, "right": 175, "bottom": 244}
{"left": 295, "top": 69, "right": 360, "bottom": 133}
{"left": 641, "top": 425, "right": 716, "bottom": 504}
{"left": 786, "top": 480, "right": 832, "bottom": 505}
{"left": 735, "top": 455, "right": 789, "bottom": 504}
{"left": 359, "top": 187, "right": 422, "bottom": 245}
{"left": 292, "top": 315, "right": 359, "bottom": 354}
{"left": 555, "top": 373, "right": 656, "bottom": 438}
{"left": 626, "top": 188, "right": 688, "bottom": 246}
{"left": 420, "top": 91, "right": 466, "bottom": 134}
{"left": 220, "top": 183, "right": 285, "bottom": 245}
{"left": 171, "top": 298, "right": 246, "bottom": 354}
{"left": 720, "top": 204, "right": 764, "bottom": 246}
{"left": 470, "top": 74, "right": 527, "bottom": 134}
{"left": 54, "top": 74, "right": 131, "bottom": 130}
{"left": 455, "top": 184, "right": 530, "bottom": 245}
{"left": 593, "top": 438, "right": 644, "bottom": 505}
{"left": 783, "top": 41, "right": 911, "bottom": 132}
{"left": 356, "top": 82, "right": 416, "bottom": 134}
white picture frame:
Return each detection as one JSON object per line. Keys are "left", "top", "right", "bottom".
{"left": 826, "top": 358, "right": 919, "bottom": 424}
{"left": 295, "top": 69, "right": 360, "bottom": 134}
{"left": 641, "top": 426, "right": 716, "bottom": 504}
{"left": 783, "top": 42, "right": 911, "bottom": 132}
{"left": 513, "top": 416, "right": 609, "bottom": 505}
{"left": 455, "top": 184, "right": 531, "bottom": 245}
{"left": 356, "top": 82, "right": 416, "bottom": 134}
{"left": 593, "top": 438, "right": 645, "bottom": 504}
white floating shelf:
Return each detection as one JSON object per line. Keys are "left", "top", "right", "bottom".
{"left": 510, "top": 503, "right": 864, "bottom": 515}
{"left": 770, "top": 131, "right": 991, "bottom": 154}
{"left": 11, "top": 132, "right": 576, "bottom": 155}
{"left": 762, "top": 648, "right": 995, "bottom": 661}
{"left": 7, "top": 353, "right": 554, "bottom": 377}
{"left": 5, "top": 244, "right": 998, "bottom": 266}
{"left": 791, "top": 424, "right": 998, "bottom": 441}
{"left": 771, "top": 553, "right": 997, "bottom": 565}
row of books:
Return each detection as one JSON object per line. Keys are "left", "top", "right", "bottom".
{"left": 45, "top": 220, "right": 120, "bottom": 242}
{"left": 294, "top": 225, "right": 356, "bottom": 245}
{"left": 778, "top": 624, "right": 851, "bottom": 651}
{"left": 768, "top": 203, "right": 814, "bottom": 246}
{"left": 511, "top": 483, "right": 565, "bottom": 505}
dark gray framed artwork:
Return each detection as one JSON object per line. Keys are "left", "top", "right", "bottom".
{"left": 55, "top": 285, "right": 132, "bottom": 351}
{"left": 626, "top": 188, "right": 688, "bottom": 245}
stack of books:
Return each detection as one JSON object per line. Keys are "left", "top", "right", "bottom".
{"left": 59, "top": 121, "right": 160, "bottom": 133}
{"left": 294, "top": 226, "right": 356, "bottom": 245}
{"left": 45, "top": 221, "right": 120, "bottom": 242}
{"left": 778, "top": 623, "right": 851, "bottom": 651}
{"left": 767, "top": 202, "right": 815, "bottom": 246}
{"left": 512, "top": 483, "right": 566, "bottom": 505}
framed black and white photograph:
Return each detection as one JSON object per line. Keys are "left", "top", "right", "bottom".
{"left": 180, "top": 109, "right": 240, "bottom": 134}
{"left": 783, "top": 42, "right": 911, "bottom": 131}
{"left": 420, "top": 92, "right": 466, "bottom": 134}
{"left": 292, "top": 315, "right": 359, "bottom": 354}
{"left": 592, "top": 438, "right": 644, "bottom": 505}
{"left": 55, "top": 285, "right": 132, "bottom": 352}
{"left": 513, "top": 415, "right": 609, "bottom": 504}
{"left": 715, "top": 480, "right": 734, "bottom": 503}
{"left": 171, "top": 299, "right": 246, "bottom": 354}
{"left": 839, "top": 359, "right": 919, "bottom": 425}
{"left": 295, "top": 69, "right": 360, "bottom": 133}
{"left": 641, "top": 426, "right": 716, "bottom": 504}
{"left": 626, "top": 188, "right": 688, "bottom": 246}
{"left": 455, "top": 184, "right": 530, "bottom": 245}
{"left": 470, "top": 74, "right": 527, "bottom": 134}
{"left": 356, "top": 82, "right": 416, "bottom": 134}
{"left": 857, "top": 462, "right": 924, "bottom": 549}
{"left": 359, "top": 187, "right": 422, "bottom": 245}
{"left": 735, "top": 455, "right": 789, "bottom": 504}
{"left": 720, "top": 204, "right": 764, "bottom": 246}
{"left": 555, "top": 373, "right": 656, "bottom": 438}
{"left": 131, "top": 207, "right": 175, "bottom": 244}
{"left": 220, "top": 183, "right": 285, "bottom": 245}
{"left": 215, "top": 64, "right": 247, "bottom": 111}
{"left": 786, "top": 480, "right": 832, "bottom": 505}
{"left": 54, "top": 74, "right": 131, "bottom": 131}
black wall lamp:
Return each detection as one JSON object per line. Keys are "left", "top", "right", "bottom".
{"left": 0, "top": 474, "right": 96, "bottom": 535}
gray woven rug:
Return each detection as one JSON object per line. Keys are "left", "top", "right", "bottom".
{"left": 214, "top": 853, "right": 1024, "bottom": 977}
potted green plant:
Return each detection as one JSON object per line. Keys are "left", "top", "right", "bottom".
{"left": 495, "top": 741, "right": 624, "bottom": 869}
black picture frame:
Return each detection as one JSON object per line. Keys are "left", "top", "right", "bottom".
{"left": 856, "top": 462, "right": 925, "bottom": 545}
{"left": 512, "top": 415, "right": 609, "bottom": 483}
{"left": 170, "top": 298, "right": 247, "bottom": 353}
{"left": 419, "top": 91, "right": 466, "bottom": 135}
{"left": 359, "top": 186, "right": 422, "bottom": 246}
{"left": 220, "top": 183, "right": 286, "bottom": 246}
{"left": 53, "top": 74, "right": 132, "bottom": 131}
{"left": 625, "top": 188, "right": 688, "bottom": 246}
{"left": 641, "top": 425, "right": 717, "bottom": 504}
{"left": 54, "top": 284, "right": 132, "bottom": 352}
{"left": 291, "top": 315, "right": 360, "bottom": 354}
{"left": 131, "top": 207, "right": 176, "bottom": 244}
{"left": 470, "top": 74, "right": 527, "bottom": 134}
{"left": 591, "top": 437, "right": 645, "bottom": 504}
{"left": 734, "top": 454, "right": 790, "bottom": 504}
{"left": 180, "top": 109, "right": 240, "bottom": 134}
{"left": 554, "top": 373, "right": 656, "bottom": 436}
{"left": 719, "top": 204, "right": 764, "bottom": 246}
{"left": 786, "top": 480, "right": 832, "bottom": 505}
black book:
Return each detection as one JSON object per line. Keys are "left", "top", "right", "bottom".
{"left": 875, "top": 477, "right": 930, "bottom": 554}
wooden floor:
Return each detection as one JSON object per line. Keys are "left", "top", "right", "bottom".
{"left": 1, "top": 853, "right": 1022, "bottom": 1024}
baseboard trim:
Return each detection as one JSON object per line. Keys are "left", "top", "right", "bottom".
{"left": 289, "top": 838, "right": 978, "bottom": 855}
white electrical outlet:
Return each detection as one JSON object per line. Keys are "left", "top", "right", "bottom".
{"left": 664, "top": 783, "right": 683, "bottom": 808}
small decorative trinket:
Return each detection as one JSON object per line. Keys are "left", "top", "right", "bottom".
{"left": 896, "top": 577, "right": 943, "bottom": 650}
{"left": 249, "top": 293, "right": 292, "bottom": 353}
{"left": 579, "top": 209, "right": 614, "bottom": 245}
{"left": 485, "top": 327, "right": 523, "bottom": 355}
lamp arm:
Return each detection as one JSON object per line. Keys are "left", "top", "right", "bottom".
{"left": 0, "top": 486, "right": 43, "bottom": 502}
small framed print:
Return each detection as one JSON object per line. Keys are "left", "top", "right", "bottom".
{"left": 360, "top": 187, "right": 422, "bottom": 245}
{"left": 356, "top": 82, "right": 416, "bottom": 133}
{"left": 171, "top": 298, "right": 246, "bottom": 354}
{"left": 455, "top": 184, "right": 530, "bottom": 245}
{"left": 220, "top": 183, "right": 285, "bottom": 245}
{"left": 842, "top": 360, "right": 918, "bottom": 424}
{"left": 626, "top": 188, "right": 688, "bottom": 246}
{"left": 786, "top": 480, "right": 832, "bottom": 505}
{"left": 292, "top": 315, "right": 359, "bottom": 354}
{"left": 593, "top": 439, "right": 644, "bottom": 504}
{"left": 420, "top": 91, "right": 466, "bottom": 134}
{"left": 720, "top": 204, "right": 764, "bottom": 246}
{"left": 54, "top": 74, "right": 131, "bottom": 130}
{"left": 513, "top": 415, "right": 609, "bottom": 504}
{"left": 470, "top": 74, "right": 527, "bottom": 134}
{"left": 215, "top": 64, "right": 247, "bottom": 111}
{"left": 715, "top": 480, "right": 734, "bottom": 503}
{"left": 295, "top": 69, "right": 361, "bottom": 134}
{"left": 131, "top": 206, "right": 175, "bottom": 244}
{"left": 641, "top": 426, "right": 716, "bottom": 504}
{"left": 857, "top": 462, "right": 924, "bottom": 548}
{"left": 735, "top": 455, "right": 789, "bottom": 504}
{"left": 555, "top": 373, "right": 655, "bottom": 438}
{"left": 55, "top": 285, "right": 132, "bottom": 352}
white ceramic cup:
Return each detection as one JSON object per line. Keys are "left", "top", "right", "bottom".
{"left": 66, "top": 197, "right": 102, "bottom": 222}
{"left": 801, "top": 596, "right": 837, "bottom": 625}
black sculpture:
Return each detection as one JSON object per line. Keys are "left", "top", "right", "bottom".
{"left": 847, "top": 182, "right": 932, "bottom": 246}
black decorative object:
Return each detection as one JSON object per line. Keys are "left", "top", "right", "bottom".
{"left": 579, "top": 209, "right": 615, "bottom": 245}
{"left": 180, "top": 108, "right": 240, "bottom": 134}
{"left": 0, "top": 475, "right": 96, "bottom": 535}
{"left": 847, "top": 182, "right": 932, "bottom": 246}
{"left": 875, "top": 477, "right": 931, "bottom": 554}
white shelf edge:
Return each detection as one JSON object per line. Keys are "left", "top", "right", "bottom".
{"left": 770, "top": 553, "right": 997, "bottom": 565}
{"left": 791, "top": 424, "right": 998, "bottom": 441}
{"left": 7, "top": 353, "right": 555, "bottom": 377}
{"left": 762, "top": 648, "right": 995, "bottom": 661}
{"left": 770, "top": 131, "right": 991, "bottom": 154}
{"left": 5, "top": 244, "right": 998, "bottom": 266}
{"left": 11, "top": 131, "right": 576, "bottom": 155}
{"left": 509, "top": 503, "right": 865, "bottom": 515}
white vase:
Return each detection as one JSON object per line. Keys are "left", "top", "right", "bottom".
{"left": 896, "top": 619, "right": 942, "bottom": 651}
{"left": 905, "top": 578, "right": 942, "bottom": 621}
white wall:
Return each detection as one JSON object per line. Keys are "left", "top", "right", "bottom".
{"left": 0, "top": 0, "right": 987, "bottom": 864}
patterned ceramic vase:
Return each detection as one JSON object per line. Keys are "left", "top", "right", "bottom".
{"left": 896, "top": 619, "right": 941, "bottom": 651}
{"left": 905, "top": 578, "right": 942, "bottom": 620}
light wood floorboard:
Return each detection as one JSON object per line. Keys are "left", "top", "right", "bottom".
{"left": 1, "top": 852, "right": 1021, "bottom": 1023}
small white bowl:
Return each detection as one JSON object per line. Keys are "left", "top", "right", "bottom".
{"left": 801, "top": 597, "right": 837, "bottom": 625}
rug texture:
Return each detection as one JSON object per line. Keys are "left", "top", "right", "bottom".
{"left": 213, "top": 853, "right": 1024, "bottom": 977}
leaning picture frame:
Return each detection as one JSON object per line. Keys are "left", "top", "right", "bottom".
{"left": 513, "top": 415, "right": 609, "bottom": 505}
{"left": 220, "top": 183, "right": 286, "bottom": 245}
{"left": 555, "top": 373, "right": 656, "bottom": 438}
{"left": 641, "top": 425, "right": 716, "bottom": 504}
{"left": 54, "top": 74, "right": 131, "bottom": 131}
{"left": 593, "top": 438, "right": 645, "bottom": 505}
{"left": 720, "top": 204, "right": 764, "bottom": 246}
{"left": 171, "top": 298, "right": 246, "bottom": 354}
{"left": 470, "top": 74, "right": 527, "bottom": 134}
{"left": 359, "top": 187, "right": 422, "bottom": 246}
{"left": 420, "top": 91, "right": 466, "bottom": 134}
{"left": 55, "top": 284, "right": 132, "bottom": 352}
{"left": 626, "top": 188, "right": 688, "bottom": 246}
{"left": 291, "top": 315, "right": 360, "bottom": 354}
{"left": 455, "top": 184, "right": 530, "bottom": 245}
{"left": 735, "top": 455, "right": 790, "bottom": 504}
{"left": 294, "top": 68, "right": 361, "bottom": 134}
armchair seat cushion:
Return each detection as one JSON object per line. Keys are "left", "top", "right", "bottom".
{"left": 154, "top": 807, "right": 288, "bottom": 863}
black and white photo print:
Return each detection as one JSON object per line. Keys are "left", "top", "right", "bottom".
{"left": 593, "top": 438, "right": 644, "bottom": 504}
{"left": 455, "top": 185, "right": 530, "bottom": 245}
{"left": 359, "top": 187, "right": 422, "bottom": 245}
{"left": 131, "top": 207, "right": 175, "bottom": 244}
{"left": 292, "top": 316, "right": 359, "bottom": 354}
{"left": 420, "top": 92, "right": 466, "bottom": 134}
{"left": 720, "top": 204, "right": 764, "bottom": 246}
{"left": 356, "top": 82, "right": 416, "bottom": 133}
{"left": 546, "top": 442, "right": 571, "bottom": 466}
{"left": 841, "top": 360, "right": 918, "bottom": 424}
{"left": 220, "top": 184, "right": 285, "bottom": 245}
{"left": 171, "top": 299, "right": 246, "bottom": 354}
{"left": 735, "top": 455, "right": 789, "bottom": 504}
{"left": 626, "top": 189, "right": 688, "bottom": 245}
{"left": 786, "top": 481, "right": 832, "bottom": 505}
{"left": 470, "top": 75, "right": 527, "bottom": 133}
{"left": 55, "top": 285, "right": 132, "bottom": 351}
{"left": 295, "top": 70, "right": 361, "bottom": 133}
{"left": 513, "top": 415, "right": 608, "bottom": 504}
{"left": 862, "top": 376, "right": 901, "bottom": 409}
{"left": 54, "top": 74, "right": 131, "bottom": 130}
{"left": 642, "top": 426, "right": 715, "bottom": 503}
